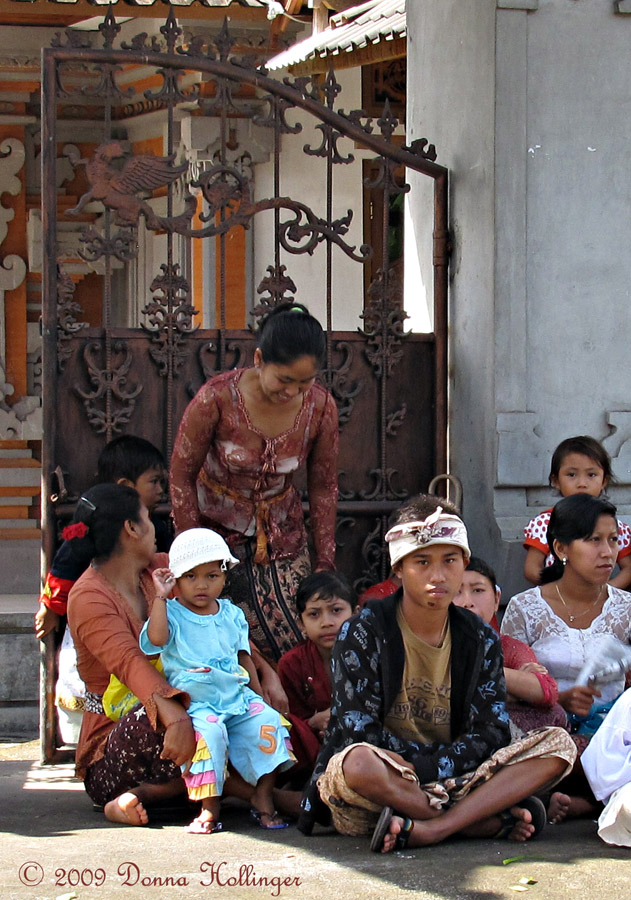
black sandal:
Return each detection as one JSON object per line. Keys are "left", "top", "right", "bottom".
{"left": 370, "top": 806, "right": 414, "bottom": 853}
{"left": 494, "top": 795, "right": 547, "bottom": 840}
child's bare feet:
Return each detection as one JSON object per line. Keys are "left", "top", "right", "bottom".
{"left": 250, "top": 778, "right": 288, "bottom": 829}
{"left": 185, "top": 808, "right": 223, "bottom": 834}
{"left": 104, "top": 792, "right": 148, "bottom": 826}
{"left": 548, "top": 792, "right": 571, "bottom": 824}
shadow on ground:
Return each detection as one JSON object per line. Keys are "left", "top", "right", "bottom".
{"left": 2, "top": 750, "right": 630, "bottom": 900}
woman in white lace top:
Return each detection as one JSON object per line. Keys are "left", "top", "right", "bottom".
{"left": 502, "top": 494, "right": 631, "bottom": 822}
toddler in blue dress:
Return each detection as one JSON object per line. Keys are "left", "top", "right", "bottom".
{"left": 140, "top": 527, "right": 295, "bottom": 834}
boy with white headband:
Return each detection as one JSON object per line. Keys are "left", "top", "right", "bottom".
{"left": 298, "top": 495, "right": 576, "bottom": 851}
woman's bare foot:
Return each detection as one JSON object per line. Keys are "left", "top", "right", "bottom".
{"left": 104, "top": 792, "right": 148, "bottom": 826}
{"left": 548, "top": 792, "right": 571, "bottom": 824}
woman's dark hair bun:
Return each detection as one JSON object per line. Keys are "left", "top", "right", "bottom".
{"left": 257, "top": 302, "right": 326, "bottom": 367}
{"left": 65, "top": 482, "right": 143, "bottom": 567}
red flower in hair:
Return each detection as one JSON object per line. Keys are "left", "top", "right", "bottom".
{"left": 62, "top": 522, "right": 89, "bottom": 541}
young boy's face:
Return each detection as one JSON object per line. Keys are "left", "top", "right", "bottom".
{"left": 453, "top": 570, "right": 499, "bottom": 625}
{"left": 300, "top": 594, "right": 354, "bottom": 654}
{"left": 175, "top": 560, "right": 226, "bottom": 614}
{"left": 132, "top": 467, "right": 165, "bottom": 513}
{"left": 395, "top": 544, "right": 465, "bottom": 613}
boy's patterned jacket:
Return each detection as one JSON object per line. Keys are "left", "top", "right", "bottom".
{"left": 298, "top": 591, "right": 511, "bottom": 834}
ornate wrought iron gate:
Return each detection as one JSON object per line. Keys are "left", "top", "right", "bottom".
{"left": 40, "top": 9, "right": 449, "bottom": 759}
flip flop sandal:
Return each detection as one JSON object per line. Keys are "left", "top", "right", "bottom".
{"left": 250, "top": 808, "right": 289, "bottom": 830}
{"left": 494, "top": 795, "right": 547, "bottom": 840}
{"left": 370, "top": 806, "right": 414, "bottom": 853}
{"left": 185, "top": 817, "right": 224, "bottom": 834}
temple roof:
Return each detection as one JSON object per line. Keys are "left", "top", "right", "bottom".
{"left": 266, "top": 0, "right": 405, "bottom": 72}
{"left": 0, "top": 0, "right": 270, "bottom": 27}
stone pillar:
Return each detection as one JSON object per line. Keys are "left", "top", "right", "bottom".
{"left": 408, "top": 0, "right": 631, "bottom": 597}
{"left": 407, "top": 0, "right": 499, "bottom": 569}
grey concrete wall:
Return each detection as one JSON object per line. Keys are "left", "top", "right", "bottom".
{"left": 407, "top": 0, "right": 500, "bottom": 568}
{"left": 496, "top": 0, "right": 631, "bottom": 597}
{"left": 409, "top": 0, "right": 631, "bottom": 599}
{"left": 0, "top": 601, "right": 39, "bottom": 739}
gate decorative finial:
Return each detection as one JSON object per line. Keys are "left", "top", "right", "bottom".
{"left": 376, "top": 99, "right": 399, "bottom": 141}
{"left": 67, "top": 141, "right": 196, "bottom": 232}
{"left": 252, "top": 264, "right": 297, "bottom": 320}
{"left": 322, "top": 67, "right": 343, "bottom": 109}
{"left": 99, "top": 6, "right": 121, "bottom": 50}
{"left": 214, "top": 18, "right": 236, "bottom": 63}
{"left": 161, "top": 7, "right": 182, "bottom": 54}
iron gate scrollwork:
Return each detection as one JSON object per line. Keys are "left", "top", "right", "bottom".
{"left": 41, "top": 8, "right": 449, "bottom": 758}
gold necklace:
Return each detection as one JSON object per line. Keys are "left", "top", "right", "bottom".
{"left": 555, "top": 583, "right": 604, "bottom": 624}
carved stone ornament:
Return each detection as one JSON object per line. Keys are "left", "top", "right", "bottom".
{"left": 0, "top": 139, "right": 25, "bottom": 247}
{"left": 0, "top": 255, "right": 26, "bottom": 298}
{"left": 0, "top": 55, "right": 39, "bottom": 71}
{"left": 0, "top": 396, "right": 42, "bottom": 440}
{"left": 604, "top": 412, "right": 631, "bottom": 484}
{"left": 0, "top": 137, "right": 32, "bottom": 438}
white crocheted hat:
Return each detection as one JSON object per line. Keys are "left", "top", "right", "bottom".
{"left": 169, "top": 527, "right": 239, "bottom": 578}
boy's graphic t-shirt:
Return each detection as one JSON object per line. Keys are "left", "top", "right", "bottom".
{"left": 384, "top": 606, "right": 451, "bottom": 745}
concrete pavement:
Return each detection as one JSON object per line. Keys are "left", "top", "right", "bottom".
{"left": 2, "top": 740, "right": 631, "bottom": 900}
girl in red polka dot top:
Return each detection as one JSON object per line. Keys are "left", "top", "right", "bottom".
{"left": 524, "top": 435, "right": 631, "bottom": 588}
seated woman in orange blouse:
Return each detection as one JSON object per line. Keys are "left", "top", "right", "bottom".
{"left": 67, "top": 483, "right": 194, "bottom": 826}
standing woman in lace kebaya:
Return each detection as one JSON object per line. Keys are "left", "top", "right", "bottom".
{"left": 170, "top": 303, "right": 339, "bottom": 662}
